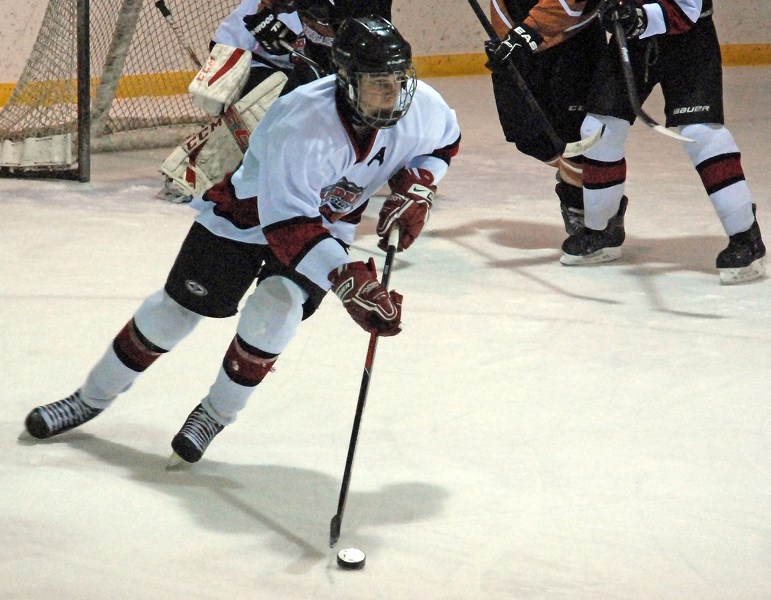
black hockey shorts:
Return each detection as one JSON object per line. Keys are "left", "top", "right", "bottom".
{"left": 490, "top": 22, "right": 606, "bottom": 162}
{"left": 164, "top": 222, "right": 326, "bottom": 319}
{"left": 587, "top": 17, "right": 724, "bottom": 128}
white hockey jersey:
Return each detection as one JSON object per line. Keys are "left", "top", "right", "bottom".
{"left": 191, "top": 75, "right": 461, "bottom": 292}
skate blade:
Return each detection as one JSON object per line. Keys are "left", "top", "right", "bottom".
{"left": 560, "top": 247, "right": 622, "bottom": 266}
{"left": 165, "top": 451, "right": 190, "bottom": 471}
{"left": 718, "top": 258, "right": 765, "bottom": 285}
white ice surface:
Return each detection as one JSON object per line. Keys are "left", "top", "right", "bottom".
{"left": 1, "top": 68, "right": 770, "bottom": 600}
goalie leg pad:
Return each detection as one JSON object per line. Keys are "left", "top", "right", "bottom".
{"left": 160, "top": 72, "right": 288, "bottom": 198}
{"left": 233, "top": 71, "right": 288, "bottom": 130}
{"left": 189, "top": 44, "right": 252, "bottom": 116}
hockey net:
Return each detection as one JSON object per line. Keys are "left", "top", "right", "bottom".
{"left": 0, "top": 0, "right": 236, "bottom": 175}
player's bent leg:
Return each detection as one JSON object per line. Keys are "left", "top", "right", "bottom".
{"left": 680, "top": 123, "right": 765, "bottom": 283}
{"left": 170, "top": 276, "right": 307, "bottom": 464}
{"left": 25, "top": 290, "right": 205, "bottom": 440}
{"left": 561, "top": 114, "right": 631, "bottom": 265}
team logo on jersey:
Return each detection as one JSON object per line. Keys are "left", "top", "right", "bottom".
{"left": 320, "top": 177, "right": 365, "bottom": 222}
{"left": 185, "top": 280, "right": 208, "bottom": 297}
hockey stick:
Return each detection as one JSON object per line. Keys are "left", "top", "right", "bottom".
{"left": 564, "top": 0, "right": 611, "bottom": 33}
{"left": 329, "top": 225, "right": 400, "bottom": 549}
{"left": 611, "top": 19, "right": 694, "bottom": 142}
{"left": 466, "top": 0, "right": 603, "bottom": 158}
{"left": 154, "top": 0, "right": 251, "bottom": 152}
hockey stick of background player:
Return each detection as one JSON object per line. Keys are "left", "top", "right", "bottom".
{"left": 611, "top": 19, "right": 694, "bottom": 142}
{"left": 154, "top": 0, "right": 251, "bottom": 152}
{"left": 465, "top": 0, "right": 603, "bottom": 158}
{"left": 329, "top": 225, "right": 400, "bottom": 549}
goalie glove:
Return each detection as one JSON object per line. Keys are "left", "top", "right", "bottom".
{"left": 328, "top": 259, "right": 403, "bottom": 337}
{"left": 376, "top": 167, "right": 436, "bottom": 252}
{"left": 189, "top": 44, "right": 252, "bottom": 116}
{"left": 243, "top": 7, "right": 298, "bottom": 55}
{"left": 600, "top": 0, "right": 648, "bottom": 39}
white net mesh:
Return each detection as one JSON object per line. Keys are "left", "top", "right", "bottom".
{"left": 0, "top": 0, "right": 237, "bottom": 166}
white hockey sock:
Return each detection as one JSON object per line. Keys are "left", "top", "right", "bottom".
{"left": 681, "top": 123, "right": 754, "bottom": 236}
{"left": 203, "top": 369, "right": 254, "bottom": 426}
{"left": 581, "top": 115, "right": 631, "bottom": 230}
{"left": 80, "top": 345, "right": 139, "bottom": 409}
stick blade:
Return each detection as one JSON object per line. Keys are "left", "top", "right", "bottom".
{"left": 329, "top": 514, "right": 342, "bottom": 548}
{"left": 652, "top": 124, "right": 694, "bottom": 143}
{"left": 562, "top": 124, "right": 605, "bottom": 158}
{"left": 165, "top": 451, "right": 188, "bottom": 471}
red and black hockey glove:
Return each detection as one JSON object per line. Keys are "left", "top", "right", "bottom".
{"left": 244, "top": 7, "right": 298, "bottom": 55}
{"left": 485, "top": 22, "right": 543, "bottom": 72}
{"left": 376, "top": 167, "right": 436, "bottom": 252}
{"left": 329, "top": 259, "right": 403, "bottom": 337}
{"left": 600, "top": 0, "right": 648, "bottom": 39}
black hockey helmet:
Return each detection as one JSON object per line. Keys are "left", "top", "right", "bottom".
{"left": 331, "top": 16, "right": 416, "bottom": 129}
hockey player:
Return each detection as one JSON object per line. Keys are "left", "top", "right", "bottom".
{"left": 485, "top": 0, "right": 606, "bottom": 234}
{"left": 159, "top": 0, "right": 303, "bottom": 202}
{"left": 561, "top": 0, "right": 765, "bottom": 284}
{"left": 160, "top": 0, "right": 393, "bottom": 203}
{"left": 25, "top": 17, "right": 461, "bottom": 466}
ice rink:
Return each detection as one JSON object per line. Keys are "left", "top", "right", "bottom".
{"left": 2, "top": 68, "right": 769, "bottom": 599}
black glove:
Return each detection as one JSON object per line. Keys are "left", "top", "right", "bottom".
{"left": 600, "top": 0, "right": 648, "bottom": 39}
{"left": 485, "top": 22, "right": 543, "bottom": 72}
{"left": 243, "top": 8, "right": 298, "bottom": 55}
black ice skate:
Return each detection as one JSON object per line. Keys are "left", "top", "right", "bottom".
{"left": 560, "top": 196, "right": 628, "bottom": 265}
{"left": 555, "top": 180, "right": 585, "bottom": 236}
{"left": 24, "top": 391, "right": 103, "bottom": 439}
{"left": 716, "top": 205, "right": 766, "bottom": 284}
{"left": 169, "top": 403, "right": 225, "bottom": 465}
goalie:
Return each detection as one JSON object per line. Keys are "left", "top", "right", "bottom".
{"left": 159, "top": 0, "right": 303, "bottom": 202}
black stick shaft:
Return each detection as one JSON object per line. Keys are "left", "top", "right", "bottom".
{"left": 329, "top": 227, "right": 399, "bottom": 548}
{"left": 611, "top": 20, "right": 692, "bottom": 142}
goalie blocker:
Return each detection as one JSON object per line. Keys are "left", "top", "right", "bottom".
{"left": 161, "top": 44, "right": 288, "bottom": 200}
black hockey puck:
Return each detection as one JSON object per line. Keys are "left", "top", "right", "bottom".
{"left": 336, "top": 547, "right": 366, "bottom": 570}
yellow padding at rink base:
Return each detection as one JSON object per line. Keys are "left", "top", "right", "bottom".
{"left": 0, "top": 45, "right": 769, "bottom": 108}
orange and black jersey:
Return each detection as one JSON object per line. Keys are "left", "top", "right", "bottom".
{"left": 490, "top": 0, "right": 595, "bottom": 50}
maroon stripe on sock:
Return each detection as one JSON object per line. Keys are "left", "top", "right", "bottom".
{"left": 222, "top": 335, "right": 277, "bottom": 387}
{"left": 582, "top": 157, "right": 626, "bottom": 190}
{"left": 112, "top": 320, "right": 165, "bottom": 373}
{"left": 696, "top": 152, "right": 746, "bottom": 195}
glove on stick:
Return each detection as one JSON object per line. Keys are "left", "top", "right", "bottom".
{"left": 329, "top": 258, "right": 402, "bottom": 337}
{"left": 376, "top": 168, "right": 436, "bottom": 252}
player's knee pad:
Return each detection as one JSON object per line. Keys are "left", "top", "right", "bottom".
{"left": 581, "top": 114, "right": 630, "bottom": 162}
{"left": 680, "top": 123, "right": 739, "bottom": 166}
{"left": 236, "top": 276, "right": 306, "bottom": 355}
{"left": 222, "top": 335, "right": 277, "bottom": 387}
{"left": 133, "top": 289, "right": 204, "bottom": 351}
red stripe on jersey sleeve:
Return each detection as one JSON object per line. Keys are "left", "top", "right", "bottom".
{"left": 659, "top": 0, "right": 697, "bottom": 35}
{"left": 430, "top": 134, "right": 461, "bottom": 164}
